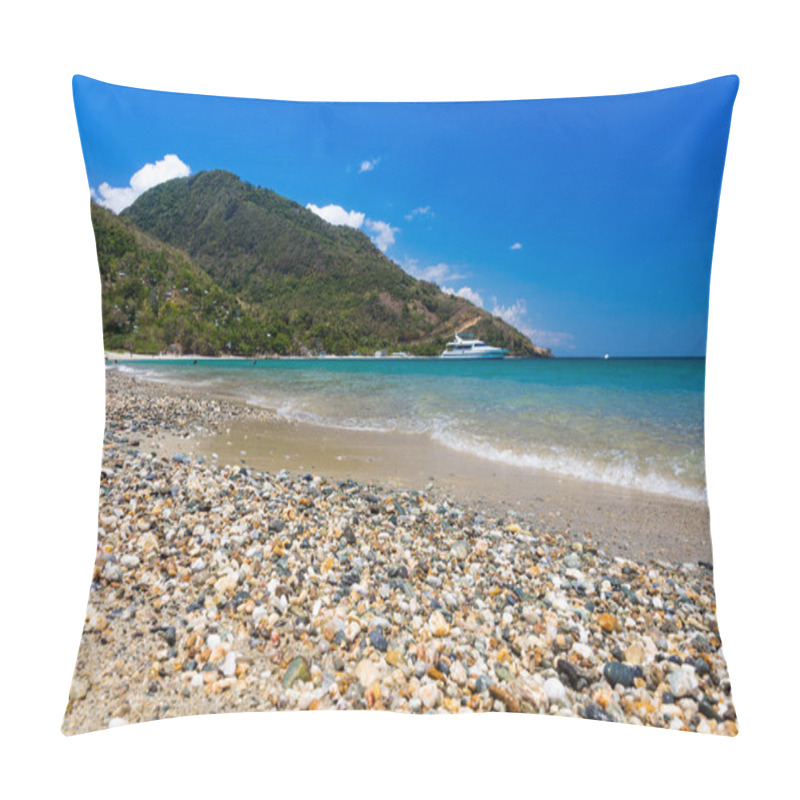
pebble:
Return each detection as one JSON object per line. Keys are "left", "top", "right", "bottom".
{"left": 488, "top": 684, "right": 520, "bottom": 712}
{"left": 450, "top": 660, "right": 467, "bottom": 686}
{"left": 282, "top": 656, "right": 311, "bottom": 689}
{"left": 61, "top": 370, "right": 737, "bottom": 736}
{"left": 598, "top": 613, "right": 617, "bottom": 633}
{"left": 369, "top": 629, "right": 389, "bottom": 652}
{"left": 603, "top": 662, "right": 637, "bottom": 688}
{"left": 355, "top": 659, "right": 381, "bottom": 688}
{"left": 544, "top": 677, "right": 567, "bottom": 705}
{"left": 221, "top": 651, "right": 237, "bottom": 678}
{"left": 429, "top": 610, "right": 450, "bottom": 637}
{"left": 345, "top": 620, "right": 361, "bottom": 643}
{"left": 451, "top": 540, "right": 469, "bottom": 561}
{"left": 418, "top": 684, "right": 440, "bottom": 709}
{"left": 102, "top": 562, "right": 122, "bottom": 582}
{"left": 69, "top": 678, "right": 89, "bottom": 701}
{"left": 624, "top": 642, "right": 645, "bottom": 666}
{"left": 668, "top": 666, "right": 699, "bottom": 698}
{"left": 582, "top": 703, "right": 613, "bottom": 723}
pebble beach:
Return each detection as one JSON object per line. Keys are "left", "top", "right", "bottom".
{"left": 63, "top": 370, "right": 737, "bottom": 735}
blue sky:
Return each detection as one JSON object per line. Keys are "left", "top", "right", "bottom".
{"left": 73, "top": 75, "right": 737, "bottom": 356}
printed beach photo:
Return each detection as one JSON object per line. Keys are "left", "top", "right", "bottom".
{"left": 64, "top": 75, "right": 738, "bottom": 734}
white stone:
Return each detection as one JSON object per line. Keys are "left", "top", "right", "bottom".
{"left": 544, "top": 677, "right": 567, "bottom": 705}
{"left": 102, "top": 562, "right": 122, "bottom": 581}
{"left": 450, "top": 660, "right": 467, "bottom": 686}
{"left": 69, "top": 678, "right": 89, "bottom": 701}
{"left": 345, "top": 620, "right": 361, "bottom": 642}
{"left": 428, "top": 610, "right": 450, "bottom": 637}
{"left": 355, "top": 659, "right": 381, "bottom": 688}
{"left": 221, "top": 651, "right": 237, "bottom": 677}
{"left": 215, "top": 572, "right": 238, "bottom": 595}
{"left": 668, "top": 666, "right": 699, "bottom": 698}
{"left": 297, "top": 691, "right": 315, "bottom": 710}
{"left": 418, "top": 683, "right": 440, "bottom": 709}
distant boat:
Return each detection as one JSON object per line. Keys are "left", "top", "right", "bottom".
{"left": 604, "top": 354, "right": 610, "bottom": 360}
{"left": 441, "top": 333, "right": 508, "bottom": 360}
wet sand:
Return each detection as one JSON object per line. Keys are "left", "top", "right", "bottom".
{"left": 148, "top": 411, "right": 711, "bottom": 565}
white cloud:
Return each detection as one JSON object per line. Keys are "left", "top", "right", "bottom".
{"left": 92, "top": 154, "right": 191, "bottom": 214}
{"left": 405, "top": 205, "right": 431, "bottom": 221}
{"left": 359, "top": 158, "right": 379, "bottom": 173}
{"left": 490, "top": 296, "right": 574, "bottom": 350}
{"left": 403, "top": 259, "right": 488, "bottom": 307}
{"left": 491, "top": 298, "right": 528, "bottom": 328}
{"left": 443, "top": 285, "right": 484, "bottom": 307}
{"left": 401, "top": 258, "right": 465, "bottom": 284}
{"left": 364, "top": 218, "right": 398, "bottom": 252}
{"left": 510, "top": 242, "right": 522, "bottom": 250}
{"left": 306, "top": 203, "right": 397, "bottom": 252}
{"left": 306, "top": 203, "right": 365, "bottom": 228}
{"left": 524, "top": 329, "right": 575, "bottom": 349}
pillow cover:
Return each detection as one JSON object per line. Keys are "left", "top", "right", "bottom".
{"left": 65, "top": 74, "right": 738, "bottom": 735}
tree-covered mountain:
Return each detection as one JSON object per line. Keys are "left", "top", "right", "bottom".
{"left": 95, "top": 170, "right": 552, "bottom": 357}
{"left": 92, "top": 202, "right": 275, "bottom": 355}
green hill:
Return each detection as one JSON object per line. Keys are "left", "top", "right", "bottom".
{"left": 100, "top": 169, "right": 551, "bottom": 357}
{"left": 91, "top": 202, "right": 275, "bottom": 355}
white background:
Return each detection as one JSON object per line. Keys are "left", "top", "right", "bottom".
{"left": 2, "top": 1, "right": 797, "bottom": 795}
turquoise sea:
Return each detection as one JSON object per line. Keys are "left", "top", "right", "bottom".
{"left": 115, "top": 357, "right": 707, "bottom": 502}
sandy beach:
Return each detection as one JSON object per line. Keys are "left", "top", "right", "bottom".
{"left": 122, "top": 360, "right": 713, "bottom": 564}
{"left": 192, "top": 418, "right": 712, "bottom": 565}
{"left": 63, "top": 370, "right": 736, "bottom": 734}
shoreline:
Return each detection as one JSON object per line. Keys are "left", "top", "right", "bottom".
{"left": 115, "top": 366, "right": 712, "bottom": 564}
{"left": 105, "top": 351, "right": 706, "bottom": 361}
{"left": 195, "top": 421, "right": 711, "bottom": 564}
{"left": 62, "top": 370, "right": 734, "bottom": 734}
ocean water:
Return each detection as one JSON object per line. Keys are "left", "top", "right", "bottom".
{"left": 114, "top": 357, "right": 707, "bottom": 502}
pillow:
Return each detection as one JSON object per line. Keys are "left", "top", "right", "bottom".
{"left": 65, "top": 74, "right": 738, "bottom": 735}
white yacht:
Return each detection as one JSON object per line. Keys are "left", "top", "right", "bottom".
{"left": 441, "top": 333, "right": 508, "bottom": 359}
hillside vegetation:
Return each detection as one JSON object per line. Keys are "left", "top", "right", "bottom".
{"left": 91, "top": 170, "right": 551, "bottom": 357}
{"left": 92, "top": 203, "right": 274, "bottom": 355}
